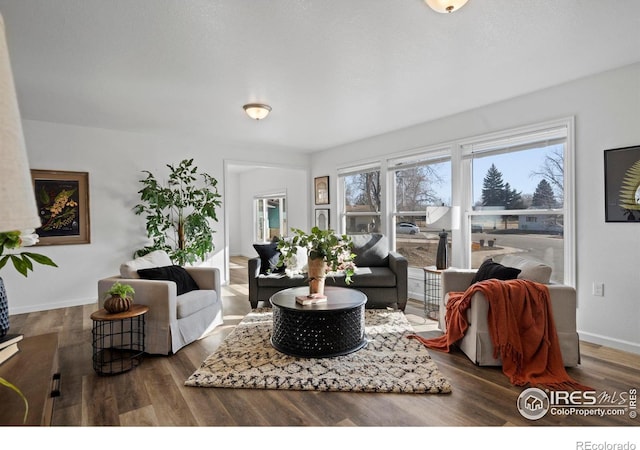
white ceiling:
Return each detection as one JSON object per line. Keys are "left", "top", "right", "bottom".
{"left": 1, "top": 0, "right": 639, "bottom": 153}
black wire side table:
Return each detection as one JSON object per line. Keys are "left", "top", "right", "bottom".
{"left": 270, "top": 286, "right": 367, "bottom": 358}
{"left": 423, "top": 266, "right": 443, "bottom": 321}
{"left": 90, "top": 304, "right": 149, "bottom": 375}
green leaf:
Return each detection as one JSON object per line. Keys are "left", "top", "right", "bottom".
{"left": 10, "top": 255, "right": 29, "bottom": 277}
{"left": 22, "top": 252, "right": 58, "bottom": 267}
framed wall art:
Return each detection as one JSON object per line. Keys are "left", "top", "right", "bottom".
{"left": 315, "top": 209, "right": 330, "bottom": 231}
{"left": 604, "top": 145, "right": 640, "bottom": 222}
{"left": 314, "top": 176, "right": 329, "bottom": 205}
{"left": 31, "top": 169, "right": 91, "bottom": 245}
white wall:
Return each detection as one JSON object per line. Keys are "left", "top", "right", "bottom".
{"left": 310, "top": 63, "right": 640, "bottom": 354}
{"left": 4, "top": 120, "right": 308, "bottom": 314}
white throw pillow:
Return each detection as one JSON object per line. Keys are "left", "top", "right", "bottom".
{"left": 120, "top": 250, "right": 173, "bottom": 279}
{"left": 499, "top": 254, "right": 552, "bottom": 284}
{"left": 282, "top": 245, "right": 308, "bottom": 276}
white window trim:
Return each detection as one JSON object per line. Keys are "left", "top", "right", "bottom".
{"left": 458, "top": 117, "right": 575, "bottom": 286}
{"left": 334, "top": 117, "right": 575, "bottom": 287}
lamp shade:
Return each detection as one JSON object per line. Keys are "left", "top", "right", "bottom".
{"left": 426, "top": 205, "right": 460, "bottom": 231}
{"left": 0, "top": 14, "right": 41, "bottom": 233}
{"left": 243, "top": 103, "right": 271, "bottom": 120}
{"left": 425, "top": 0, "right": 469, "bottom": 13}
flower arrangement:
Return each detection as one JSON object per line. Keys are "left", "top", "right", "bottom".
{"left": 277, "top": 227, "right": 357, "bottom": 284}
{"left": 0, "top": 229, "right": 57, "bottom": 276}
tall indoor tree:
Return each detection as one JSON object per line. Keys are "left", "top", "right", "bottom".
{"left": 133, "top": 159, "right": 222, "bottom": 266}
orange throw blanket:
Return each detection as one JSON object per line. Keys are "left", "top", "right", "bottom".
{"left": 409, "top": 278, "right": 591, "bottom": 391}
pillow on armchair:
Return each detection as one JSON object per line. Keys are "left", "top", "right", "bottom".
{"left": 137, "top": 265, "right": 200, "bottom": 295}
{"left": 471, "top": 258, "right": 521, "bottom": 284}
{"left": 119, "top": 250, "right": 173, "bottom": 279}
{"left": 499, "top": 254, "right": 552, "bottom": 284}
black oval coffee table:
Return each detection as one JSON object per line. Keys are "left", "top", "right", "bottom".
{"left": 270, "top": 286, "right": 367, "bottom": 358}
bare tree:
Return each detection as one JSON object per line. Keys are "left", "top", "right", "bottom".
{"left": 531, "top": 147, "right": 564, "bottom": 200}
{"left": 396, "top": 165, "right": 445, "bottom": 210}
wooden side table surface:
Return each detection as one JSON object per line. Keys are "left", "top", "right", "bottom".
{"left": 90, "top": 304, "right": 149, "bottom": 321}
{"left": 0, "top": 332, "right": 60, "bottom": 426}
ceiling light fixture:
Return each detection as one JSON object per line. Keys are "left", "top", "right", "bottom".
{"left": 425, "top": 0, "right": 469, "bottom": 13}
{"left": 243, "top": 103, "right": 272, "bottom": 120}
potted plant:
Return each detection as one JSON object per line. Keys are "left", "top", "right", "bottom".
{"left": 277, "top": 227, "right": 356, "bottom": 296}
{"left": 103, "top": 281, "right": 135, "bottom": 314}
{"left": 133, "top": 158, "right": 222, "bottom": 266}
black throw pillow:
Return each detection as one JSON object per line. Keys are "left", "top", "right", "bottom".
{"left": 471, "top": 258, "right": 521, "bottom": 284}
{"left": 253, "top": 242, "right": 284, "bottom": 275}
{"left": 137, "top": 265, "right": 200, "bottom": 295}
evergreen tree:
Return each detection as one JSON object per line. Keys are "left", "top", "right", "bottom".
{"left": 481, "top": 164, "right": 506, "bottom": 206}
{"left": 504, "top": 182, "right": 524, "bottom": 209}
{"left": 532, "top": 179, "right": 556, "bottom": 208}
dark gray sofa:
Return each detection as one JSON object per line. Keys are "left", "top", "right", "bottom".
{"left": 248, "top": 233, "right": 408, "bottom": 310}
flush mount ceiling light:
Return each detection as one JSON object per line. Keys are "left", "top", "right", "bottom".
{"left": 243, "top": 103, "right": 272, "bottom": 120}
{"left": 425, "top": 0, "right": 469, "bottom": 13}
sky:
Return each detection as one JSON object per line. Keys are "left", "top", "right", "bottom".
{"left": 429, "top": 144, "right": 562, "bottom": 206}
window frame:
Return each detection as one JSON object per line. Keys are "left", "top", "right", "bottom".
{"left": 388, "top": 147, "right": 453, "bottom": 272}
{"left": 457, "top": 117, "right": 575, "bottom": 286}
{"left": 334, "top": 117, "right": 575, "bottom": 287}
{"left": 337, "top": 162, "right": 384, "bottom": 235}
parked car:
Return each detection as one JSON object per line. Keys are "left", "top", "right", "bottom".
{"left": 546, "top": 224, "right": 564, "bottom": 235}
{"left": 471, "top": 224, "right": 483, "bottom": 233}
{"left": 396, "top": 222, "right": 420, "bottom": 235}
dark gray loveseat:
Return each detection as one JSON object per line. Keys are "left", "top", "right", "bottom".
{"left": 248, "top": 233, "right": 408, "bottom": 310}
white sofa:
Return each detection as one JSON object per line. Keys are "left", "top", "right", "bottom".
{"left": 439, "top": 254, "right": 580, "bottom": 367}
{"left": 97, "top": 250, "right": 223, "bottom": 355}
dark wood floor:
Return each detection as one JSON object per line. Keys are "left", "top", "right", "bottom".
{"left": 7, "top": 256, "right": 640, "bottom": 428}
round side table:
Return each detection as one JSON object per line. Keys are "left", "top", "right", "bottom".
{"left": 90, "top": 304, "right": 149, "bottom": 375}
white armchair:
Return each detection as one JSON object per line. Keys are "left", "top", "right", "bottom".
{"left": 439, "top": 255, "right": 580, "bottom": 367}
{"left": 98, "top": 250, "right": 223, "bottom": 355}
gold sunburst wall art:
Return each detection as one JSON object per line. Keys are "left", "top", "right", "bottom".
{"left": 604, "top": 145, "right": 640, "bottom": 222}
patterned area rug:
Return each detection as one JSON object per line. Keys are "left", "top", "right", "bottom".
{"left": 185, "top": 308, "right": 452, "bottom": 394}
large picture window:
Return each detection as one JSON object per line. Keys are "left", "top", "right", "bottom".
{"left": 335, "top": 118, "right": 575, "bottom": 287}
{"left": 462, "top": 121, "right": 573, "bottom": 284}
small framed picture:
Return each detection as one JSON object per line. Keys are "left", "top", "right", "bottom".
{"left": 31, "top": 169, "right": 91, "bottom": 245}
{"left": 604, "top": 145, "right": 640, "bottom": 222}
{"left": 314, "top": 176, "right": 329, "bottom": 205}
{"left": 315, "top": 209, "right": 330, "bottom": 230}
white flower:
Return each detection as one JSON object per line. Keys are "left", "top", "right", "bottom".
{"left": 19, "top": 230, "right": 39, "bottom": 247}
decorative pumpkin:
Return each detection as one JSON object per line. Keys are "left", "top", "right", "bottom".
{"left": 103, "top": 281, "right": 135, "bottom": 313}
{"left": 104, "top": 295, "right": 133, "bottom": 314}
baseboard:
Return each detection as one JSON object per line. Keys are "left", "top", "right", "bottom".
{"left": 579, "top": 330, "right": 640, "bottom": 355}
{"left": 10, "top": 297, "right": 96, "bottom": 315}
{"left": 408, "top": 288, "right": 425, "bottom": 302}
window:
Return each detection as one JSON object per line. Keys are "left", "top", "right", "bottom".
{"left": 390, "top": 152, "right": 452, "bottom": 268}
{"left": 334, "top": 118, "right": 575, "bottom": 286}
{"left": 339, "top": 165, "right": 382, "bottom": 234}
{"left": 462, "top": 120, "right": 573, "bottom": 284}
{"left": 254, "top": 195, "right": 287, "bottom": 242}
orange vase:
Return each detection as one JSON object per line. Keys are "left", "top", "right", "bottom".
{"left": 307, "top": 257, "right": 327, "bottom": 296}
